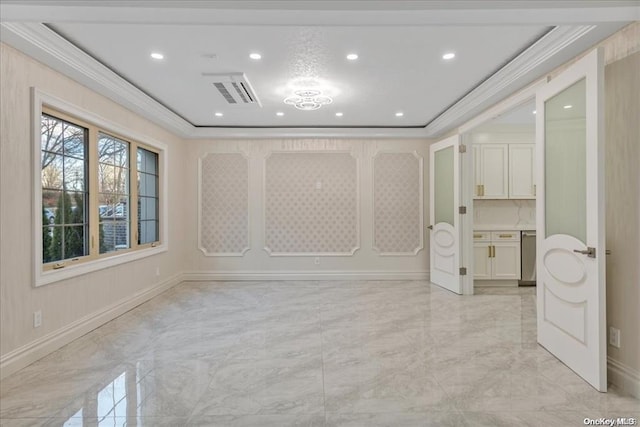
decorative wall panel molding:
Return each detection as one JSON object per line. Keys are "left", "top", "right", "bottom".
{"left": 373, "top": 151, "right": 424, "bottom": 255}
{"left": 264, "top": 152, "right": 359, "bottom": 256}
{"left": 198, "top": 153, "right": 250, "bottom": 256}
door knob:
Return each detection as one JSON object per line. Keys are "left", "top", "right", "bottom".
{"left": 573, "top": 247, "right": 596, "bottom": 258}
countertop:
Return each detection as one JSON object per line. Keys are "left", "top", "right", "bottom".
{"left": 474, "top": 224, "right": 536, "bottom": 231}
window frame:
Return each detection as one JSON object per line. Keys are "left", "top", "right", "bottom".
{"left": 136, "top": 146, "right": 161, "bottom": 248}
{"left": 33, "top": 89, "right": 168, "bottom": 287}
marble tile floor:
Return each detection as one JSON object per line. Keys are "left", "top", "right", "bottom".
{"left": 1, "top": 281, "right": 638, "bottom": 426}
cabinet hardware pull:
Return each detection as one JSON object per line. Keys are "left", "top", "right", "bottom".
{"left": 491, "top": 245, "right": 496, "bottom": 258}
{"left": 499, "top": 234, "right": 512, "bottom": 238}
{"left": 474, "top": 234, "right": 482, "bottom": 239}
{"left": 488, "top": 246, "right": 492, "bottom": 258}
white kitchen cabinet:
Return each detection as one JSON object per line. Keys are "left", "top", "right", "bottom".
{"left": 473, "top": 231, "right": 492, "bottom": 280}
{"left": 473, "top": 144, "right": 508, "bottom": 199}
{"left": 473, "top": 143, "right": 536, "bottom": 199}
{"left": 509, "top": 144, "right": 536, "bottom": 199}
{"left": 474, "top": 231, "right": 521, "bottom": 281}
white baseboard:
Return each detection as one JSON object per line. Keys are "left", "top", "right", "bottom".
{"left": 0, "top": 273, "right": 183, "bottom": 380}
{"left": 182, "top": 270, "right": 430, "bottom": 282}
{"left": 608, "top": 356, "right": 640, "bottom": 398}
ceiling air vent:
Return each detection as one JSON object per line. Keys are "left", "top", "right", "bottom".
{"left": 203, "top": 72, "right": 262, "bottom": 109}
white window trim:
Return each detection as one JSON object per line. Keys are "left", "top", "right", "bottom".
{"left": 32, "top": 88, "right": 169, "bottom": 287}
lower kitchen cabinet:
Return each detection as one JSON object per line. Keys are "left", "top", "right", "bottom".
{"left": 474, "top": 231, "right": 521, "bottom": 281}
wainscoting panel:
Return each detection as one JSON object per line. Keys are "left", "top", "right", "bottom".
{"left": 199, "top": 152, "right": 250, "bottom": 256}
{"left": 264, "top": 152, "right": 359, "bottom": 255}
{"left": 373, "top": 151, "right": 424, "bottom": 255}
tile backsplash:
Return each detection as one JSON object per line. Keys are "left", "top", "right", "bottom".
{"left": 474, "top": 199, "right": 536, "bottom": 229}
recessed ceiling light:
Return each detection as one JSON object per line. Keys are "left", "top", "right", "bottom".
{"left": 563, "top": 105, "right": 573, "bottom": 109}
{"left": 346, "top": 53, "right": 358, "bottom": 61}
{"left": 214, "top": 112, "right": 223, "bottom": 117}
{"left": 442, "top": 52, "right": 456, "bottom": 60}
{"left": 533, "top": 110, "right": 537, "bottom": 114}
{"left": 249, "top": 53, "right": 262, "bottom": 60}
{"left": 276, "top": 112, "right": 284, "bottom": 116}
{"left": 150, "top": 52, "right": 164, "bottom": 60}
{"left": 336, "top": 112, "right": 344, "bottom": 117}
{"left": 395, "top": 112, "right": 404, "bottom": 117}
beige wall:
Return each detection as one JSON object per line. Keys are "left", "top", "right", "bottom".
{"left": 0, "top": 43, "right": 187, "bottom": 376}
{"left": 605, "top": 51, "right": 640, "bottom": 378}
{"left": 184, "top": 138, "right": 431, "bottom": 278}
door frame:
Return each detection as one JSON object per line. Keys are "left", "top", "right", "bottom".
{"left": 457, "top": 77, "right": 547, "bottom": 295}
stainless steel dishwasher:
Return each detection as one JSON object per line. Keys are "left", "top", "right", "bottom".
{"left": 519, "top": 230, "right": 536, "bottom": 286}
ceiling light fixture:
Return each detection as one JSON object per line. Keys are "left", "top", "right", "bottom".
{"left": 284, "top": 89, "right": 333, "bottom": 111}
{"left": 395, "top": 112, "right": 404, "bottom": 117}
{"left": 533, "top": 110, "right": 537, "bottom": 114}
{"left": 335, "top": 112, "right": 343, "bottom": 117}
{"left": 563, "top": 105, "right": 573, "bottom": 109}
{"left": 276, "top": 112, "right": 284, "bottom": 116}
{"left": 442, "top": 52, "right": 456, "bottom": 60}
{"left": 346, "top": 53, "right": 358, "bottom": 61}
{"left": 150, "top": 52, "right": 164, "bottom": 60}
{"left": 249, "top": 53, "right": 262, "bottom": 60}
{"left": 214, "top": 112, "right": 223, "bottom": 117}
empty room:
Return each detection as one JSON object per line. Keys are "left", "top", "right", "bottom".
{"left": 0, "top": 1, "right": 639, "bottom": 426}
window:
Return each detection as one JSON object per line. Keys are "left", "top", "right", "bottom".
{"left": 137, "top": 148, "right": 159, "bottom": 245}
{"left": 41, "top": 114, "right": 89, "bottom": 263}
{"left": 98, "top": 133, "right": 130, "bottom": 253}
{"left": 38, "top": 105, "right": 163, "bottom": 281}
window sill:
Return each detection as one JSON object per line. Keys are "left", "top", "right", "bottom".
{"left": 35, "top": 244, "right": 168, "bottom": 287}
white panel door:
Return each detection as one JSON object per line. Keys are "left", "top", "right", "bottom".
{"left": 536, "top": 48, "right": 606, "bottom": 391}
{"left": 429, "top": 135, "right": 462, "bottom": 294}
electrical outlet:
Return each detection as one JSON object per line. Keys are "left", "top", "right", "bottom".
{"left": 609, "top": 326, "right": 621, "bottom": 348}
{"left": 33, "top": 310, "right": 42, "bottom": 328}
{"left": 314, "top": 257, "right": 320, "bottom": 265}
{"left": 155, "top": 266, "right": 160, "bottom": 277}
{"left": 315, "top": 181, "right": 322, "bottom": 190}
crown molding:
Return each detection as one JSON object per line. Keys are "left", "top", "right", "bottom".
{"left": 1, "top": 22, "right": 194, "bottom": 137}
{"left": 0, "top": 21, "right": 619, "bottom": 140}
{"left": 424, "top": 25, "right": 596, "bottom": 137}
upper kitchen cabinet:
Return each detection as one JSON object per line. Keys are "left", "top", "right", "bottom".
{"left": 473, "top": 144, "right": 509, "bottom": 199}
{"left": 509, "top": 144, "right": 536, "bottom": 199}
{"left": 473, "top": 143, "right": 536, "bottom": 199}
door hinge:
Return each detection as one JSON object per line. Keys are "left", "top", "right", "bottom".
{"left": 459, "top": 267, "right": 467, "bottom": 276}
{"left": 458, "top": 206, "right": 467, "bottom": 214}
{"left": 459, "top": 144, "right": 467, "bottom": 153}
